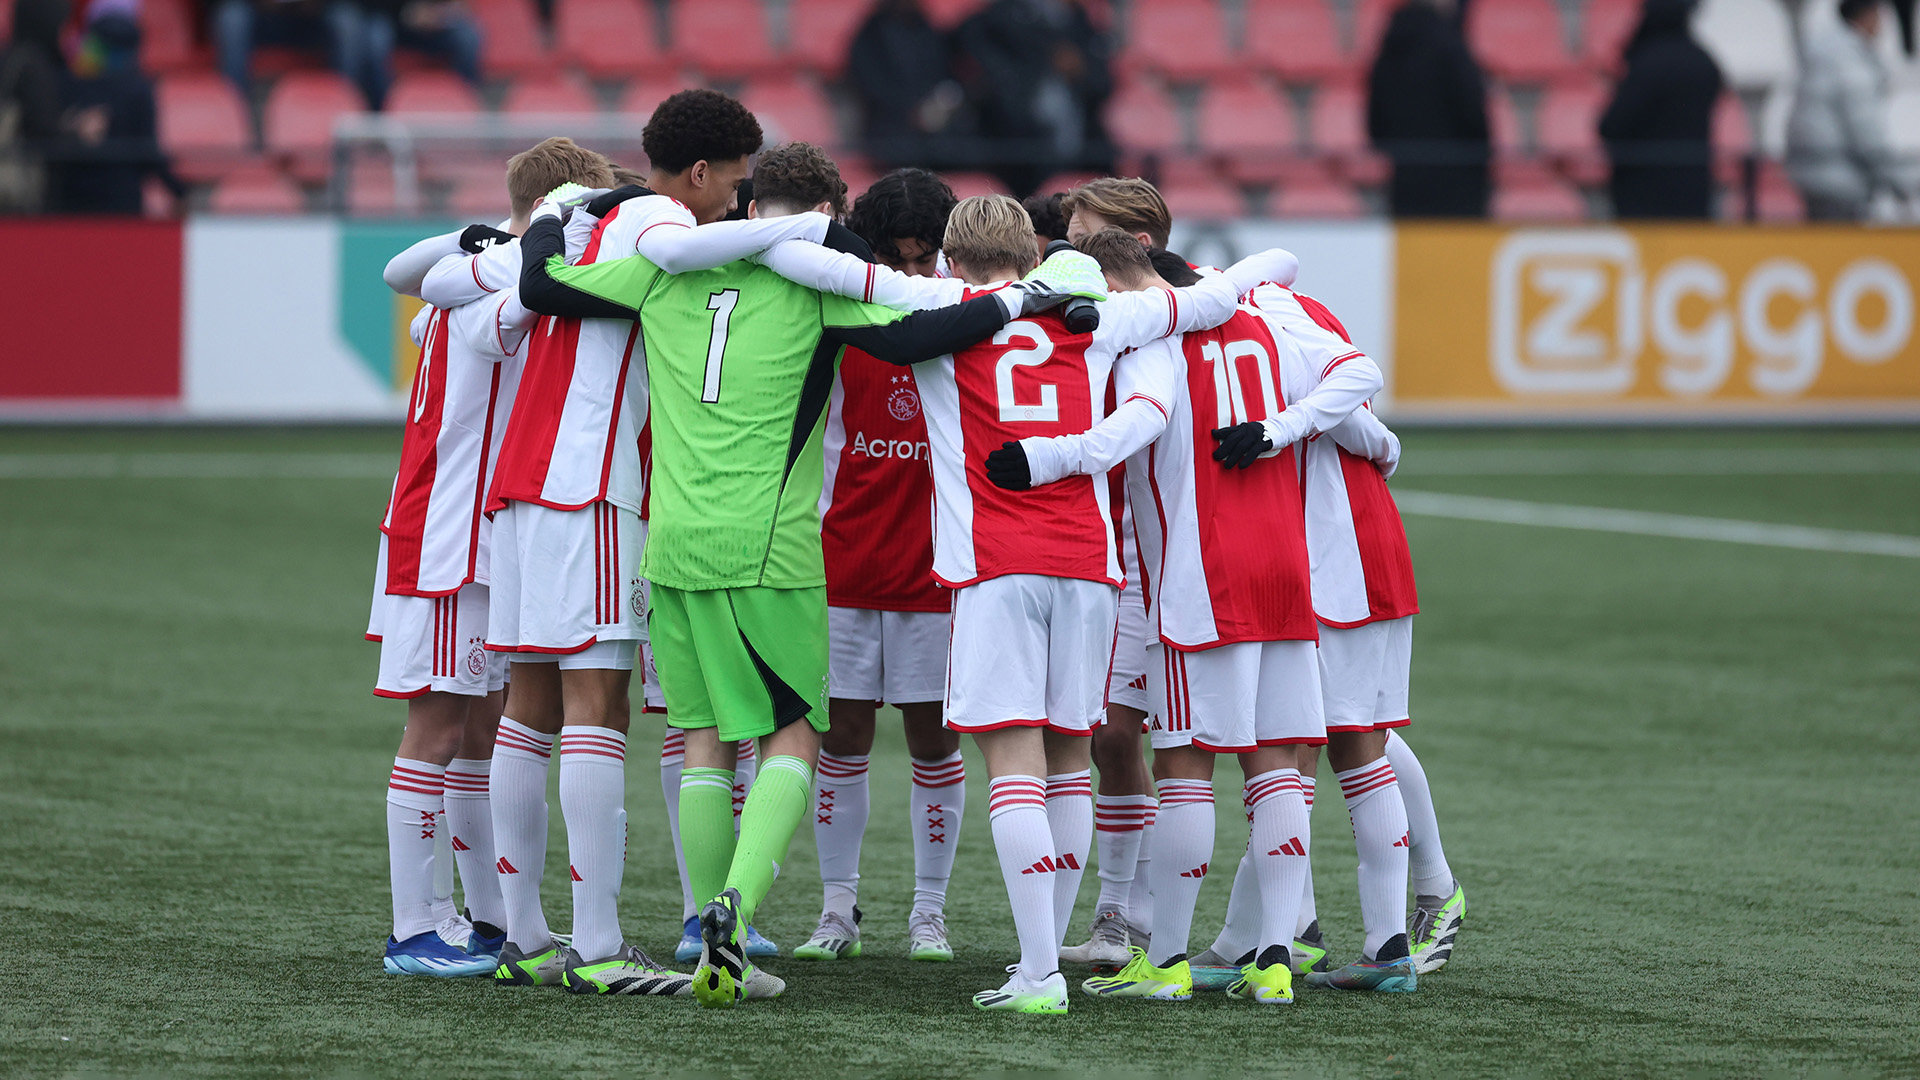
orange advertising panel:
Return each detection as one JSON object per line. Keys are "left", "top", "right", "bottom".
{"left": 1392, "top": 225, "right": 1920, "bottom": 418}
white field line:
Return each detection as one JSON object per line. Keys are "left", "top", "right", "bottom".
{"left": 1397, "top": 448, "right": 1920, "bottom": 475}
{"left": 1393, "top": 490, "right": 1920, "bottom": 559}
{"left": 0, "top": 452, "right": 395, "bottom": 479}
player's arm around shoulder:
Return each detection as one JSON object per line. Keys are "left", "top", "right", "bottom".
{"left": 514, "top": 210, "right": 653, "bottom": 321}
{"left": 382, "top": 228, "right": 463, "bottom": 299}
{"left": 995, "top": 337, "right": 1181, "bottom": 490}
{"left": 1097, "top": 247, "right": 1301, "bottom": 349}
{"left": 817, "top": 288, "right": 1022, "bottom": 368}
{"left": 446, "top": 288, "right": 532, "bottom": 363}
{"left": 754, "top": 234, "right": 969, "bottom": 312}
{"left": 1327, "top": 406, "right": 1401, "bottom": 478}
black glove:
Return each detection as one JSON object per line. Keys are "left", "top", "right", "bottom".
{"left": 585, "top": 184, "right": 651, "bottom": 219}
{"left": 459, "top": 223, "right": 515, "bottom": 253}
{"left": 1211, "top": 422, "right": 1273, "bottom": 469}
{"left": 1002, "top": 279, "right": 1073, "bottom": 317}
{"left": 985, "top": 440, "right": 1032, "bottom": 490}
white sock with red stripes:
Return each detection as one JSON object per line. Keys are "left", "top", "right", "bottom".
{"left": 1044, "top": 770, "right": 1093, "bottom": 942}
{"left": 1297, "top": 775, "right": 1318, "bottom": 936}
{"left": 490, "top": 718, "right": 553, "bottom": 950}
{"left": 1093, "top": 793, "right": 1153, "bottom": 917}
{"left": 987, "top": 775, "right": 1058, "bottom": 982}
{"left": 1126, "top": 803, "right": 1156, "bottom": 929}
{"left": 443, "top": 757, "right": 505, "bottom": 930}
{"left": 1385, "top": 730, "right": 1456, "bottom": 898}
{"left": 733, "top": 740, "right": 758, "bottom": 830}
{"left": 1209, "top": 842, "right": 1260, "bottom": 962}
{"left": 1246, "top": 769, "right": 1311, "bottom": 964}
{"left": 387, "top": 758, "right": 446, "bottom": 941}
{"left": 813, "top": 751, "right": 870, "bottom": 919}
{"left": 910, "top": 753, "right": 966, "bottom": 916}
{"left": 659, "top": 728, "right": 697, "bottom": 921}
{"left": 1146, "top": 777, "right": 1214, "bottom": 967}
{"left": 558, "top": 726, "right": 627, "bottom": 960}
{"left": 1337, "top": 756, "right": 1411, "bottom": 958}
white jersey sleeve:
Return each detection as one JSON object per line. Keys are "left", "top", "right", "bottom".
{"left": 1095, "top": 248, "right": 1301, "bottom": 352}
{"left": 627, "top": 202, "right": 831, "bottom": 272}
{"left": 448, "top": 290, "right": 534, "bottom": 362}
{"left": 753, "top": 238, "right": 971, "bottom": 310}
{"left": 1327, "top": 406, "right": 1400, "bottom": 478}
{"left": 1019, "top": 337, "right": 1181, "bottom": 486}
{"left": 384, "top": 229, "right": 463, "bottom": 299}
{"left": 408, "top": 303, "right": 433, "bottom": 347}
{"left": 422, "top": 236, "right": 524, "bottom": 310}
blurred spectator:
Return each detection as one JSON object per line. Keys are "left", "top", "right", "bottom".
{"left": 1367, "top": 0, "right": 1490, "bottom": 217}
{"left": 213, "top": 0, "right": 377, "bottom": 107}
{"left": 1598, "top": 0, "right": 1722, "bottom": 219}
{"left": 953, "top": 0, "right": 1113, "bottom": 196}
{"left": 364, "top": 1, "right": 482, "bottom": 107}
{"left": 1787, "top": 0, "right": 1911, "bottom": 220}
{"left": 51, "top": 2, "right": 185, "bottom": 213}
{"left": 1, "top": 0, "right": 69, "bottom": 212}
{"left": 848, "top": 0, "right": 965, "bottom": 169}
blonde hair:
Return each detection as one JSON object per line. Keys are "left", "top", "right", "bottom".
{"left": 505, "top": 137, "right": 616, "bottom": 217}
{"left": 1076, "top": 227, "right": 1154, "bottom": 287}
{"left": 943, "top": 194, "right": 1038, "bottom": 278}
{"left": 1061, "top": 178, "right": 1172, "bottom": 248}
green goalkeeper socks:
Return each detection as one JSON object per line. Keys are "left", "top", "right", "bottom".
{"left": 726, "top": 755, "right": 813, "bottom": 926}
{"left": 678, "top": 766, "right": 737, "bottom": 906}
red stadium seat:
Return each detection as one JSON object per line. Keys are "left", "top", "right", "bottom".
{"left": 739, "top": 77, "right": 841, "bottom": 147}
{"left": 1159, "top": 177, "right": 1245, "bottom": 219}
{"left": 672, "top": 0, "right": 783, "bottom": 79}
{"left": 263, "top": 71, "right": 363, "bottom": 179}
{"left": 790, "top": 0, "right": 872, "bottom": 76}
{"left": 385, "top": 71, "right": 481, "bottom": 115}
{"left": 617, "top": 75, "right": 697, "bottom": 121}
{"left": 557, "top": 0, "right": 663, "bottom": 79}
{"left": 921, "top": 0, "right": 984, "bottom": 28}
{"left": 210, "top": 163, "right": 305, "bottom": 214}
{"left": 1489, "top": 82, "right": 1523, "bottom": 151}
{"left": 1273, "top": 175, "right": 1365, "bottom": 217}
{"left": 1124, "top": 0, "right": 1233, "bottom": 80}
{"left": 472, "top": 0, "right": 552, "bottom": 77}
{"left": 1246, "top": 0, "right": 1350, "bottom": 83}
{"left": 1492, "top": 176, "right": 1586, "bottom": 220}
{"left": 140, "top": 0, "right": 199, "bottom": 74}
{"left": 941, "top": 172, "right": 1012, "bottom": 199}
{"left": 1580, "top": 0, "right": 1641, "bottom": 73}
{"left": 1537, "top": 78, "right": 1608, "bottom": 183}
{"left": 343, "top": 158, "right": 402, "bottom": 216}
{"left": 1105, "top": 78, "right": 1185, "bottom": 155}
{"left": 1351, "top": 0, "right": 1395, "bottom": 61}
{"left": 835, "top": 157, "right": 884, "bottom": 202}
{"left": 1468, "top": 0, "right": 1575, "bottom": 83}
{"left": 1196, "top": 76, "right": 1297, "bottom": 157}
{"left": 1712, "top": 93, "right": 1753, "bottom": 156}
{"left": 1306, "top": 79, "right": 1365, "bottom": 154}
{"left": 157, "top": 73, "right": 253, "bottom": 179}
{"left": 502, "top": 75, "right": 601, "bottom": 115}
{"left": 445, "top": 165, "right": 510, "bottom": 217}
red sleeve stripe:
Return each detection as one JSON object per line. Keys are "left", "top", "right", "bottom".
{"left": 494, "top": 295, "right": 514, "bottom": 355}
{"left": 1124, "top": 393, "right": 1170, "bottom": 423}
{"left": 864, "top": 263, "right": 876, "bottom": 304}
{"left": 1164, "top": 290, "right": 1180, "bottom": 338}
{"left": 472, "top": 257, "right": 496, "bottom": 293}
{"left": 637, "top": 219, "right": 691, "bottom": 240}
{"left": 1321, "top": 352, "right": 1364, "bottom": 379}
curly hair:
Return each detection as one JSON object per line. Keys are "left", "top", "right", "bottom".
{"left": 751, "top": 142, "right": 849, "bottom": 218}
{"left": 846, "top": 168, "right": 958, "bottom": 264}
{"left": 1022, "top": 192, "right": 1069, "bottom": 243}
{"left": 641, "top": 89, "right": 764, "bottom": 175}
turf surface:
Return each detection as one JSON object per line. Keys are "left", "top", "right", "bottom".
{"left": 1, "top": 426, "right": 1916, "bottom": 1078}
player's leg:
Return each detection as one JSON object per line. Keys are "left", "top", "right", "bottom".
{"left": 1043, "top": 730, "right": 1094, "bottom": 952}
{"left": 1065, "top": 702, "right": 1151, "bottom": 968}
{"left": 892, "top": 609, "right": 963, "bottom": 961}
{"left": 1127, "top": 644, "right": 1165, "bottom": 938}
{"left": 554, "top": 660, "right": 633, "bottom": 967}
{"left": 489, "top": 660, "right": 565, "bottom": 983}
{"left": 1038, "top": 578, "right": 1116, "bottom": 958}
{"left": 798, "top": 605, "right": 880, "bottom": 960}
{"left": 1390, "top": 728, "right": 1466, "bottom": 971}
{"left": 445, "top": 683, "right": 506, "bottom": 955}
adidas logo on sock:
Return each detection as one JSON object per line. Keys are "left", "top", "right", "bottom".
{"left": 570, "top": 865, "right": 583, "bottom": 883}
{"left": 1179, "top": 862, "right": 1209, "bottom": 879}
{"left": 1267, "top": 837, "right": 1307, "bottom": 857}
{"left": 1020, "top": 855, "right": 1074, "bottom": 875}
{"left": 451, "top": 836, "right": 470, "bottom": 852}
{"left": 1392, "top": 833, "right": 1410, "bottom": 848}
{"left": 495, "top": 856, "right": 518, "bottom": 875}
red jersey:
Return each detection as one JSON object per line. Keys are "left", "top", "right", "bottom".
{"left": 820, "top": 347, "right": 945, "bottom": 612}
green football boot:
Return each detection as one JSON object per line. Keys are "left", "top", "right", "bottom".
{"left": 692, "top": 888, "right": 748, "bottom": 1009}
{"left": 1409, "top": 881, "right": 1466, "bottom": 974}
{"left": 1081, "top": 947, "right": 1193, "bottom": 1001}
{"left": 493, "top": 938, "right": 567, "bottom": 987}
{"left": 973, "top": 967, "right": 1069, "bottom": 1014}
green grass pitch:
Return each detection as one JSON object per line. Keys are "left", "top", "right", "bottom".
{"left": 1, "top": 425, "right": 1916, "bottom": 1078}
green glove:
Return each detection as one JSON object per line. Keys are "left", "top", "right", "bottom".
{"left": 1025, "top": 248, "right": 1109, "bottom": 302}
{"left": 541, "top": 182, "right": 592, "bottom": 207}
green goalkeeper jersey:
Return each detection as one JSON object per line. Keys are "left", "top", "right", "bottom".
{"left": 537, "top": 251, "right": 909, "bottom": 591}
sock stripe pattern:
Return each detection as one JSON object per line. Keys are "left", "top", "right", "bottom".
{"left": 680, "top": 769, "right": 733, "bottom": 795}
{"left": 1095, "top": 793, "right": 1155, "bottom": 832}
{"left": 495, "top": 719, "right": 554, "bottom": 760}
{"left": 1339, "top": 760, "right": 1398, "bottom": 800}
{"left": 988, "top": 776, "right": 1046, "bottom": 816}
{"left": 912, "top": 754, "right": 966, "bottom": 788}
{"left": 560, "top": 729, "right": 627, "bottom": 761}
{"left": 815, "top": 752, "right": 870, "bottom": 780}
{"left": 1244, "top": 771, "right": 1303, "bottom": 808}
{"left": 1303, "top": 775, "right": 1315, "bottom": 810}
{"left": 442, "top": 764, "right": 489, "bottom": 796}
{"left": 762, "top": 754, "right": 810, "bottom": 781}
{"left": 1044, "top": 770, "right": 1093, "bottom": 799}
{"left": 1157, "top": 777, "right": 1213, "bottom": 807}
{"left": 661, "top": 728, "right": 685, "bottom": 764}
{"left": 389, "top": 762, "right": 446, "bottom": 799}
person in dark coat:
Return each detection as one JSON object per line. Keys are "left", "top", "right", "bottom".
{"left": 847, "top": 0, "right": 963, "bottom": 168}
{"left": 953, "top": 0, "right": 1114, "bottom": 196}
{"left": 1598, "top": 0, "right": 1722, "bottom": 219}
{"left": 53, "top": 8, "right": 186, "bottom": 214}
{"left": 1366, "top": 0, "right": 1491, "bottom": 218}
{"left": 0, "top": 0, "right": 70, "bottom": 212}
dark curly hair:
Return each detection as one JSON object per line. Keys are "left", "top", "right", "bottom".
{"left": 642, "top": 89, "right": 764, "bottom": 175}
{"left": 846, "top": 168, "right": 957, "bottom": 264}
{"left": 1022, "top": 192, "right": 1069, "bottom": 243}
{"left": 752, "top": 142, "right": 849, "bottom": 218}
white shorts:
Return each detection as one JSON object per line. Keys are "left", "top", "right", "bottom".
{"left": 1318, "top": 616, "right": 1413, "bottom": 733}
{"left": 829, "top": 606, "right": 949, "bottom": 704}
{"left": 487, "top": 500, "right": 647, "bottom": 659}
{"left": 368, "top": 579, "right": 509, "bottom": 698}
{"left": 637, "top": 639, "right": 667, "bottom": 713}
{"left": 1107, "top": 577, "right": 1153, "bottom": 715}
{"left": 1150, "top": 639, "right": 1325, "bottom": 753}
{"left": 946, "top": 574, "right": 1119, "bottom": 737}
{"left": 502, "top": 638, "right": 637, "bottom": 672}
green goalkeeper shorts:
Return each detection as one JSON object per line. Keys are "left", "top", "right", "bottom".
{"left": 649, "top": 584, "right": 830, "bottom": 743}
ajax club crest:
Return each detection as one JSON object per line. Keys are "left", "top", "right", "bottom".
{"left": 886, "top": 374, "right": 921, "bottom": 421}
{"left": 466, "top": 638, "right": 486, "bottom": 677}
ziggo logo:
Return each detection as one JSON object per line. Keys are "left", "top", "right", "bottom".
{"left": 1490, "top": 232, "right": 1913, "bottom": 397}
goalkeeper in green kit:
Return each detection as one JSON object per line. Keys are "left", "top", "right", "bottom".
{"left": 517, "top": 142, "right": 1098, "bottom": 1007}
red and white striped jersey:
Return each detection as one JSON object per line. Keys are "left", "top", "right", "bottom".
{"left": 380, "top": 289, "right": 531, "bottom": 596}
{"left": 1126, "top": 307, "right": 1319, "bottom": 649}
{"left": 820, "top": 347, "right": 945, "bottom": 612}
{"left": 1251, "top": 285, "right": 1417, "bottom": 627}
{"left": 488, "top": 195, "right": 692, "bottom": 517}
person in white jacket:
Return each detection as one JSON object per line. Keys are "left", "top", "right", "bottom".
{"left": 1787, "top": 0, "right": 1914, "bottom": 219}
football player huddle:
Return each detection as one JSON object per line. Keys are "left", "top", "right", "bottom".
{"left": 366, "top": 87, "right": 1465, "bottom": 1015}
